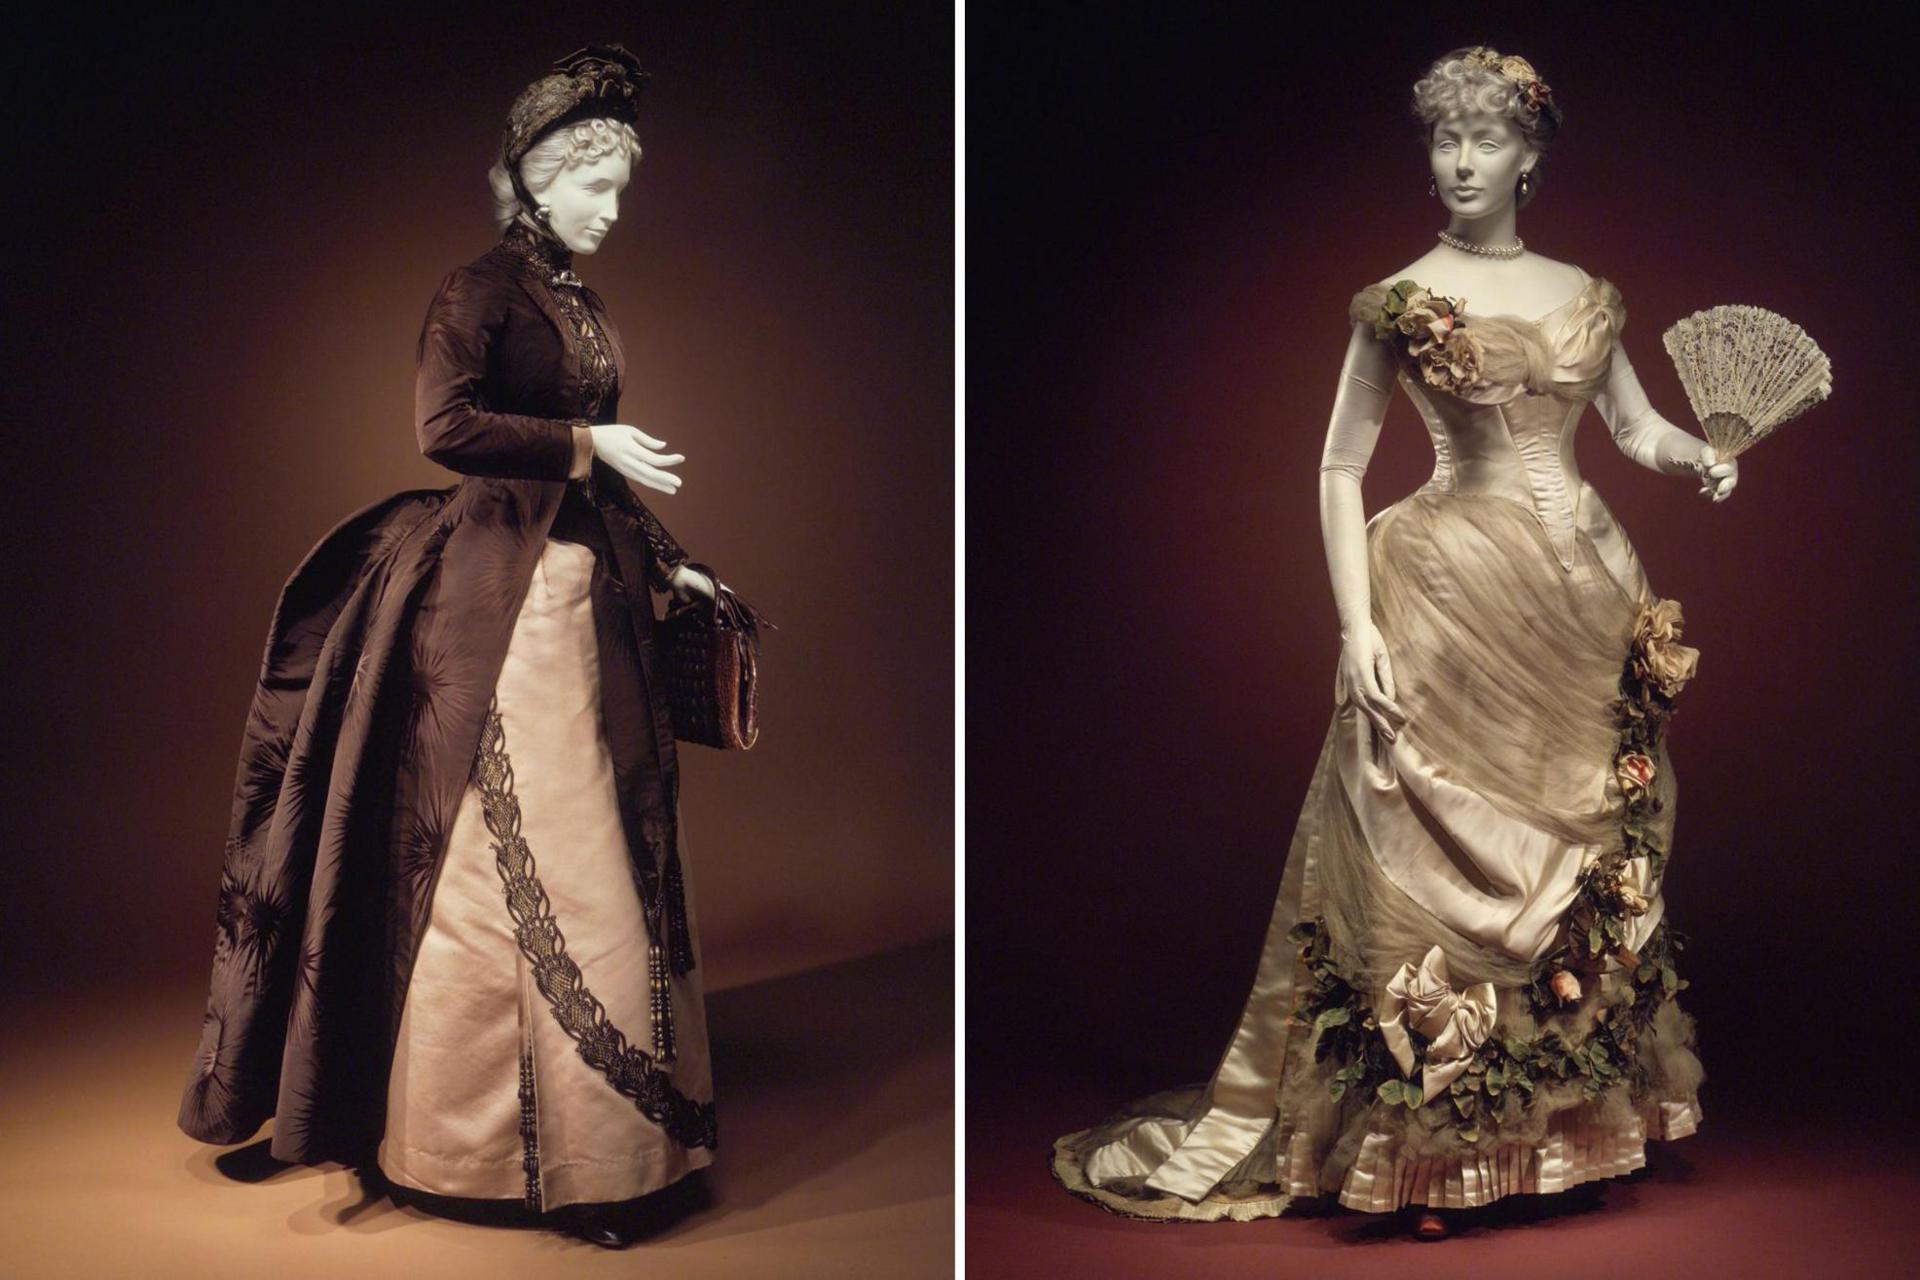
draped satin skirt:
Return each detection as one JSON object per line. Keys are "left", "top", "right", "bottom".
{"left": 1052, "top": 492, "right": 1705, "bottom": 1220}
{"left": 376, "top": 537, "right": 713, "bottom": 1212}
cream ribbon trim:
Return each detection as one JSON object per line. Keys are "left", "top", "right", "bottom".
{"left": 1377, "top": 945, "right": 1498, "bottom": 1105}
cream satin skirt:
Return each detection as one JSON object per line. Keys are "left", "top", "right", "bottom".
{"left": 1053, "top": 493, "right": 1705, "bottom": 1219}
{"left": 377, "top": 537, "right": 713, "bottom": 1212}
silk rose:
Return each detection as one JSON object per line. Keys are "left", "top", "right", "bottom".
{"left": 1615, "top": 751, "right": 1656, "bottom": 801}
{"left": 1417, "top": 328, "right": 1487, "bottom": 394}
{"left": 1631, "top": 598, "right": 1701, "bottom": 697}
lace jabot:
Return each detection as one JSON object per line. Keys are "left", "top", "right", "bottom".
{"left": 499, "top": 218, "right": 581, "bottom": 287}
{"left": 491, "top": 218, "right": 614, "bottom": 417}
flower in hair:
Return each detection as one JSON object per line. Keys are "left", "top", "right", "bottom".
{"left": 1463, "top": 46, "right": 1554, "bottom": 113}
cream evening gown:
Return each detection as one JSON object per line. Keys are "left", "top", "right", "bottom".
{"left": 1052, "top": 271, "right": 1705, "bottom": 1219}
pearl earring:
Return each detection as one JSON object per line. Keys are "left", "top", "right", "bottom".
{"left": 1518, "top": 171, "right": 1532, "bottom": 198}
{"left": 1428, "top": 175, "right": 1437, "bottom": 197}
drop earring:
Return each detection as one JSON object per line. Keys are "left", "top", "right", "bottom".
{"left": 1428, "top": 175, "right": 1437, "bottom": 197}
{"left": 1518, "top": 171, "right": 1532, "bottom": 199}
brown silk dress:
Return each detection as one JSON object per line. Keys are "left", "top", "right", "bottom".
{"left": 178, "top": 218, "right": 720, "bottom": 1208}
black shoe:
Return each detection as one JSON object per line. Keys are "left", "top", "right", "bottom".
{"left": 562, "top": 1205, "right": 638, "bottom": 1249}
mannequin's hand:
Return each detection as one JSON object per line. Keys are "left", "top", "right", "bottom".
{"left": 1691, "top": 444, "right": 1738, "bottom": 503}
{"left": 668, "top": 564, "right": 715, "bottom": 600}
{"left": 1338, "top": 622, "right": 1407, "bottom": 743}
{"left": 591, "top": 424, "right": 685, "bottom": 496}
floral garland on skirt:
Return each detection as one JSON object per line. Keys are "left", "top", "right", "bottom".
{"left": 1287, "top": 596, "right": 1701, "bottom": 1146}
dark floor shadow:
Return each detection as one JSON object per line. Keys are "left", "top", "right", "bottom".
{"left": 644, "top": 935, "right": 954, "bottom": 1243}
{"left": 208, "top": 1139, "right": 304, "bottom": 1185}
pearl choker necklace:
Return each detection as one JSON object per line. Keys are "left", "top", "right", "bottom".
{"left": 1438, "top": 229, "right": 1525, "bottom": 258}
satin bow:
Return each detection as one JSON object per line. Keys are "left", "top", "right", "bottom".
{"left": 1377, "top": 945, "right": 1498, "bottom": 1105}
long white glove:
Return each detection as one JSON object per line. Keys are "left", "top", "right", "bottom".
{"left": 1317, "top": 323, "right": 1406, "bottom": 742}
{"left": 1593, "top": 343, "right": 1739, "bottom": 501}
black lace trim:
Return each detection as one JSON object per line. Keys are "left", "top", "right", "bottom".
{"left": 473, "top": 696, "right": 718, "bottom": 1151}
{"left": 497, "top": 221, "right": 617, "bottom": 420}
{"left": 517, "top": 1035, "right": 542, "bottom": 1212}
{"left": 498, "top": 221, "right": 688, "bottom": 590}
{"left": 548, "top": 286, "right": 617, "bottom": 419}
{"left": 499, "top": 219, "right": 575, "bottom": 280}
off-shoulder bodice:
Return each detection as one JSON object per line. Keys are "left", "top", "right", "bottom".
{"left": 1348, "top": 275, "right": 1634, "bottom": 577}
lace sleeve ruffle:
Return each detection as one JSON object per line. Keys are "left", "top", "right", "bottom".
{"left": 597, "top": 470, "right": 692, "bottom": 592}
{"left": 630, "top": 495, "right": 690, "bottom": 592}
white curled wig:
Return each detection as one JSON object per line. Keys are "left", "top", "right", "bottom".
{"left": 1412, "top": 47, "right": 1562, "bottom": 207}
{"left": 487, "top": 116, "right": 643, "bottom": 232}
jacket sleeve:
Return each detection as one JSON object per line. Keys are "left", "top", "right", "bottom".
{"left": 634, "top": 496, "right": 691, "bottom": 592}
{"left": 568, "top": 425, "right": 595, "bottom": 479}
{"left": 413, "top": 268, "right": 585, "bottom": 480}
{"left": 595, "top": 462, "right": 692, "bottom": 591}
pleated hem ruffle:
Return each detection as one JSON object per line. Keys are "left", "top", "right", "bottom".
{"left": 1329, "top": 1096, "right": 1701, "bottom": 1212}
{"left": 1049, "top": 1096, "right": 1701, "bottom": 1222}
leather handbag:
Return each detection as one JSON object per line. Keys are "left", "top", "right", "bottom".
{"left": 656, "top": 561, "right": 774, "bottom": 749}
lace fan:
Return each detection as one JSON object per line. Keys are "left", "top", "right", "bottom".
{"left": 1660, "top": 305, "right": 1831, "bottom": 459}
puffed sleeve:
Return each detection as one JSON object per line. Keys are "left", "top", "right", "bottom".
{"left": 413, "top": 267, "right": 586, "bottom": 480}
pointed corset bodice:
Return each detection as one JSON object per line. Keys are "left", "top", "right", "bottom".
{"left": 1352, "top": 276, "right": 1629, "bottom": 573}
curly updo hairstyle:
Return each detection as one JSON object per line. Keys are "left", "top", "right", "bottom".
{"left": 487, "top": 116, "right": 642, "bottom": 232}
{"left": 1412, "top": 46, "right": 1563, "bottom": 208}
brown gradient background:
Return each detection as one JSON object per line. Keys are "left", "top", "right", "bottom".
{"left": 967, "top": 5, "right": 1920, "bottom": 1267}
{"left": 3, "top": 4, "right": 952, "bottom": 1002}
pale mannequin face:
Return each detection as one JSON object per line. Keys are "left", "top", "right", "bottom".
{"left": 1428, "top": 112, "right": 1536, "bottom": 222}
{"left": 530, "top": 148, "right": 633, "bottom": 254}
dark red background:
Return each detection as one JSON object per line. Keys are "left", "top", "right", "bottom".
{"left": 966, "top": 4, "right": 1920, "bottom": 1259}
{"left": 2, "top": 3, "right": 953, "bottom": 999}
